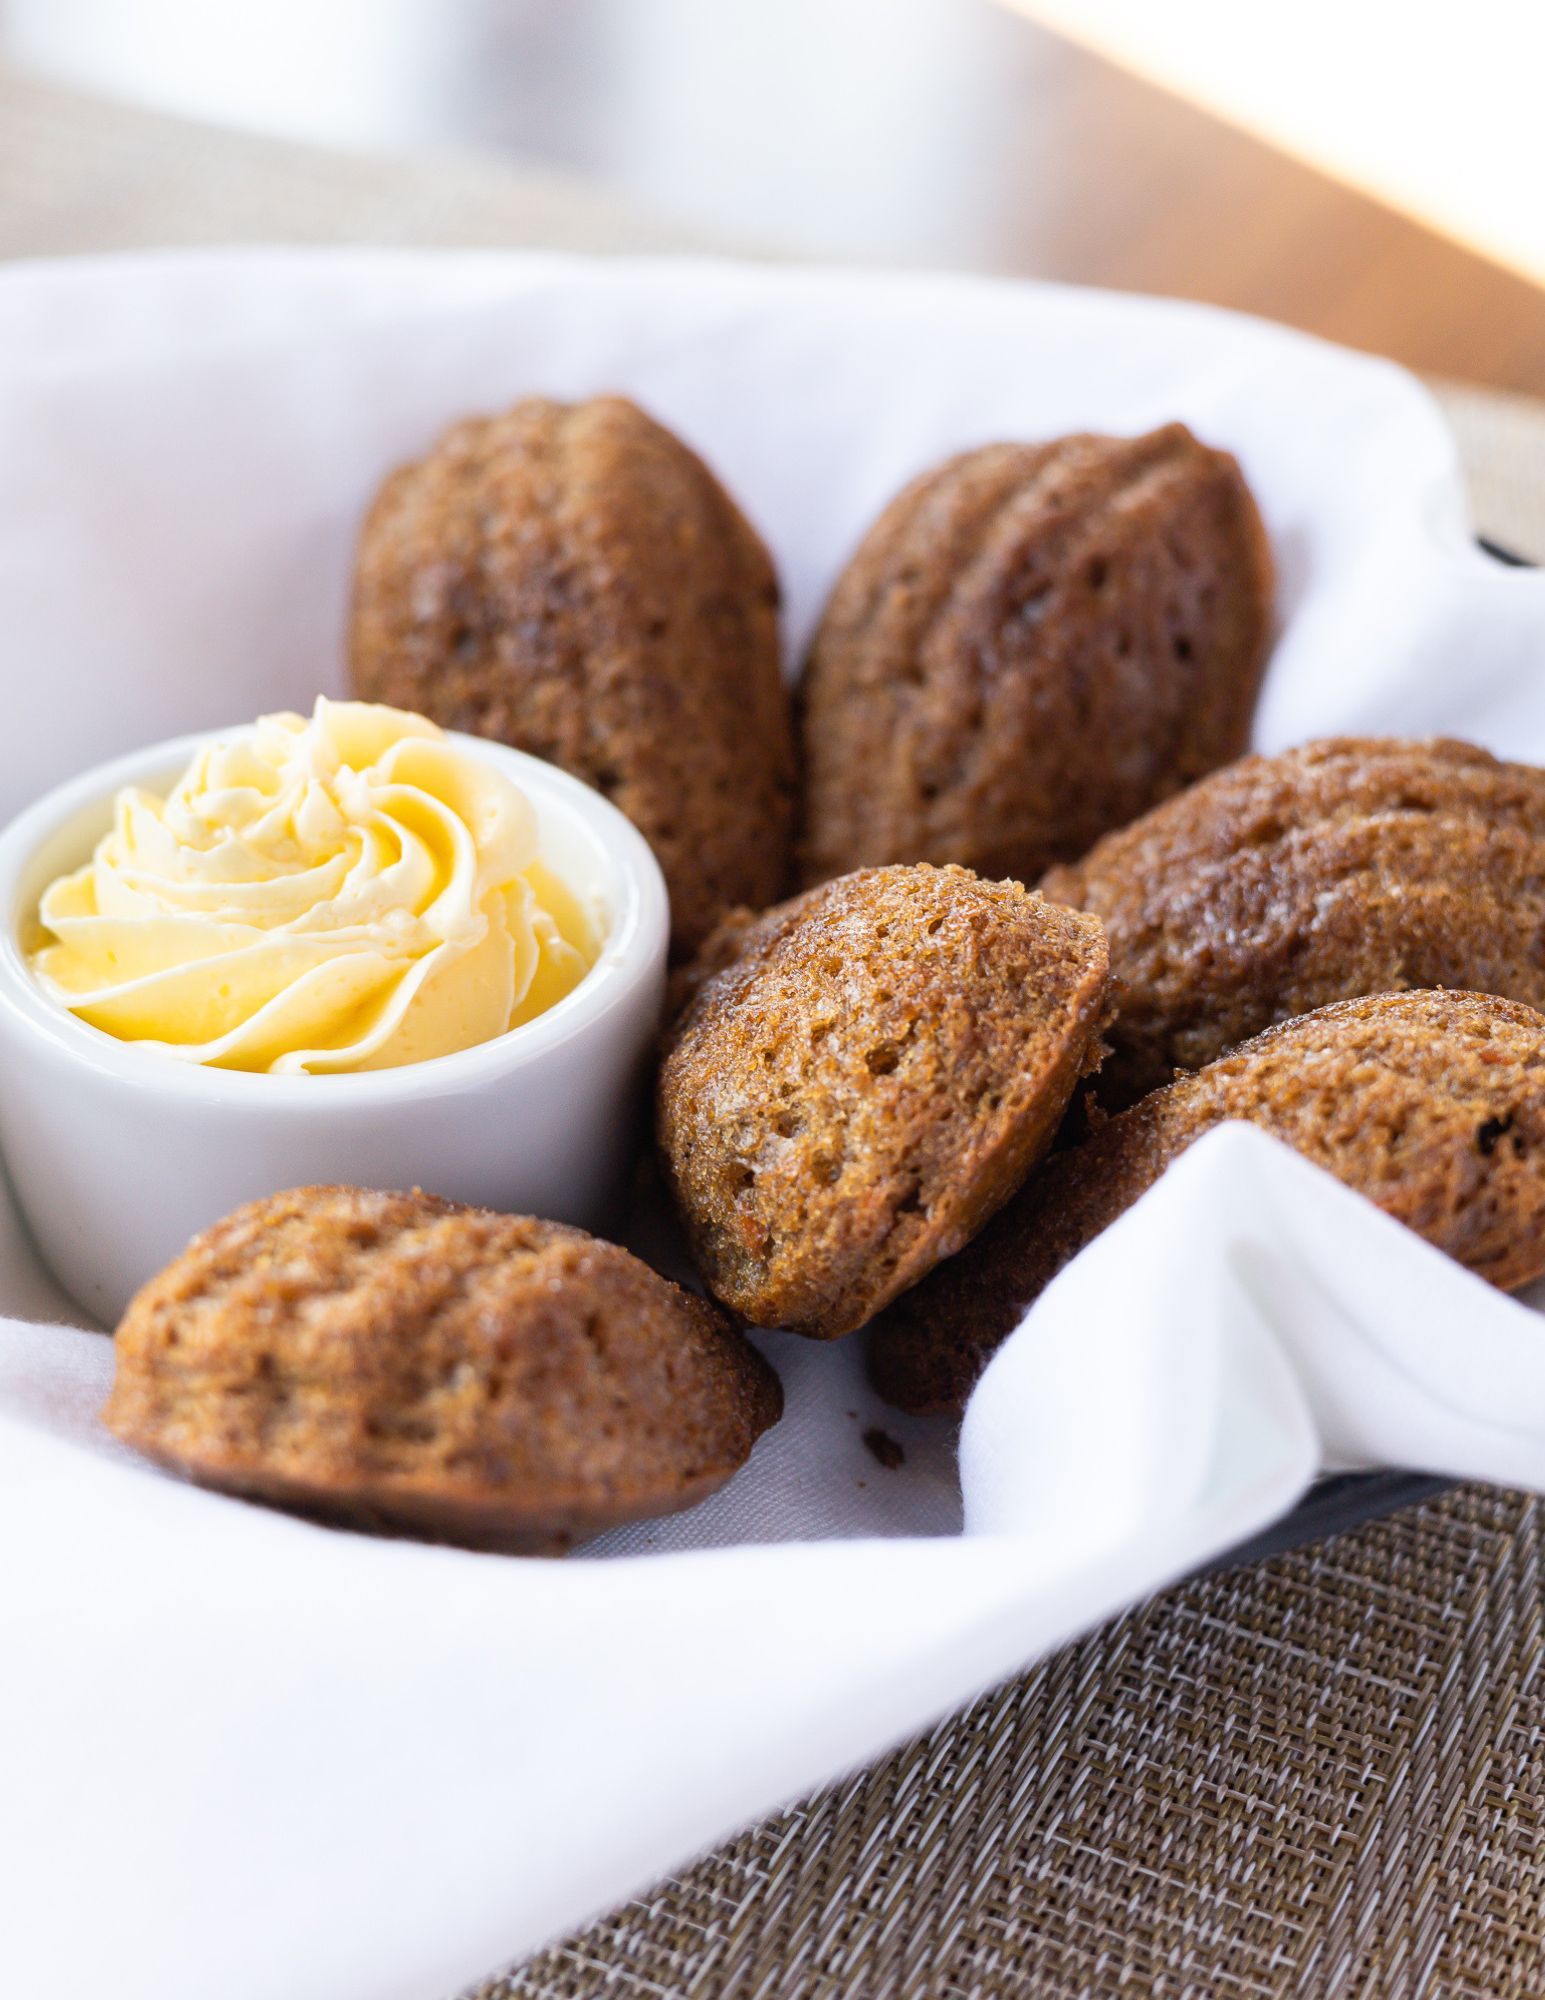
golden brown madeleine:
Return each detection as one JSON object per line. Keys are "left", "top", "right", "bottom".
{"left": 869, "top": 990, "right": 1545, "bottom": 1414}
{"left": 1042, "top": 736, "right": 1545, "bottom": 1110}
{"left": 797, "top": 424, "right": 1272, "bottom": 887}
{"left": 657, "top": 864, "right": 1111, "bottom": 1338}
{"left": 105, "top": 1187, "right": 782, "bottom": 1553}
{"left": 349, "top": 395, "right": 796, "bottom": 958}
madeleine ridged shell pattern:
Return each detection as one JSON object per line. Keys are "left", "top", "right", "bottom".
{"left": 1042, "top": 736, "right": 1545, "bottom": 1109}
{"left": 105, "top": 1186, "right": 783, "bottom": 1552}
{"left": 797, "top": 423, "right": 1273, "bottom": 889}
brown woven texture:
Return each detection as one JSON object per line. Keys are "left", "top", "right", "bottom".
{"left": 488, "top": 1488, "right": 1545, "bottom": 2000}
{"left": 2, "top": 64, "right": 1543, "bottom": 1996}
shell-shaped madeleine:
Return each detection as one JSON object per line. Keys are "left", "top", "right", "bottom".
{"left": 798, "top": 424, "right": 1272, "bottom": 889}
{"left": 350, "top": 395, "right": 796, "bottom": 958}
{"left": 869, "top": 990, "right": 1545, "bottom": 1414}
{"left": 1042, "top": 736, "right": 1545, "bottom": 1109}
{"left": 657, "top": 863, "right": 1111, "bottom": 1338}
{"left": 105, "top": 1186, "right": 782, "bottom": 1552}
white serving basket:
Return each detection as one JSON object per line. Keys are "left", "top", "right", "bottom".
{"left": 3, "top": 250, "right": 1545, "bottom": 2000}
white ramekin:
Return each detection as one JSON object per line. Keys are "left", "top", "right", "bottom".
{"left": 0, "top": 727, "right": 669, "bottom": 1325}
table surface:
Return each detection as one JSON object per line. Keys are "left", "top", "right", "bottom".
{"left": 4, "top": 52, "right": 1545, "bottom": 2000}
{"left": 3, "top": 0, "right": 1545, "bottom": 396}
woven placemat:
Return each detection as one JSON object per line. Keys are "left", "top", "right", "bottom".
{"left": 3, "top": 62, "right": 1543, "bottom": 1998}
{"left": 488, "top": 1486, "right": 1545, "bottom": 1999}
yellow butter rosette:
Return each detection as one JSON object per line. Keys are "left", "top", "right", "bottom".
{"left": 30, "top": 699, "right": 598, "bottom": 1074}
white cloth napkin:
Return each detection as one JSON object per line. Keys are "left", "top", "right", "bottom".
{"left": 3, "top": 251, "right": 1545, "bottom": 2000}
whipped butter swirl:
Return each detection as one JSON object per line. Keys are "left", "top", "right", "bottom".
{"left": 29, "top": 699, "right": 598, "bottom": 1074}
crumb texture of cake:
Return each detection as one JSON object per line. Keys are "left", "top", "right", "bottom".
{"left": 656, "top": 862, "right": 1112, "bottom": 1339}
{"left": 348, "top": 394, "right": 796, "bottom": 958}
{"left": 868, "top": 989, "right": 1545, "bottom": 1414}
{"left": 1041, "top": 735, "right": 1545, "bottom": 1109}
{"left": 104, "top": 1185, "right": 783, "bottom": 1553}
{"left": 797, "top": 424, "right": 1272, "bottom": 889}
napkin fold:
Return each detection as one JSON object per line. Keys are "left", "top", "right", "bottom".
{"left": 2, "top": 251, "right": 1545, "bottom": 2000}
{"left": 10, "top": 1127, "right": 1545, "bottom": 2000}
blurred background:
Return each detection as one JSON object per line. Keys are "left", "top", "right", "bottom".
{"left": 0, "top": 0, "right": 1542, "bottom": 390}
